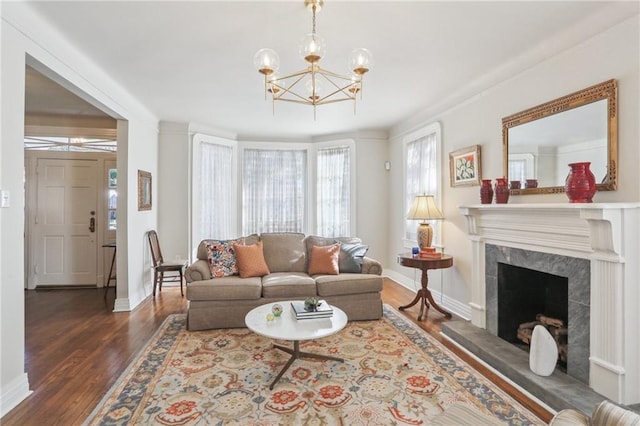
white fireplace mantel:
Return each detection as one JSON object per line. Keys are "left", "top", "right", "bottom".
{"left": 459, "top": 203, "right": 640, "bottom": 405}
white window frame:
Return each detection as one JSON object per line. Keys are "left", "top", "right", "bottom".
{"left": 311, "top": 139, "right": 356, "bottom": 237}
{"left": 402, "top": 122, "right": 442, "bottom": 249}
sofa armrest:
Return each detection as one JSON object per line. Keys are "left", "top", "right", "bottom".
{"left": 362, "top": 257, "right": 382, "bottom": 275}
{"left": 185, "top": 260, "right": 211, "bottom": 283}
{"left": 549, "top": 409, "right": 590, "bottom": 426}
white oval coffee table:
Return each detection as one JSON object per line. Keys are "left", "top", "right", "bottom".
{"left": 245, "top": 301, "right": 348, "bottom": 389}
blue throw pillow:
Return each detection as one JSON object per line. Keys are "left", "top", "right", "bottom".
{"left": 337, "top": 242, "right": 369, "bottom": 273}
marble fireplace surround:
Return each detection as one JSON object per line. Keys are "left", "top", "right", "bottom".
{"left": 485, "top": 244, "right": 590, "bottom": 384}
{"left": 458, "top": 203, "right": 639, "bottom": 405}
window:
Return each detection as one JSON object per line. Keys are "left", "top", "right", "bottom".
{"left": 196, "top": 140, "right": 234, "bottom": 241}
{"left": 242, "top": 148, "right": 307, "bottom": 235}
{"left": 404, "top": 122, "right": 442, "bottom": 244}
{"left": 317, "top": 146, "right": 351, "bottom": 237}
{"left": 508, "top": 153, "right": 535, "bottom": 182}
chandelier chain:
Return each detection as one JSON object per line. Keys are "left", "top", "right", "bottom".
{"left": 312, "top": 5, "right": 317, "bottom": 36}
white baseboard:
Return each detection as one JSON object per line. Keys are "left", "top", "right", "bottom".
{"left": 113, "top": 297, "right": 132, "bottom": 312}
{"left": 1, "top": 373, "right": 32, "bottom": 418}
{"left": 383, "top": 269, "right": 471, "bottom": 320}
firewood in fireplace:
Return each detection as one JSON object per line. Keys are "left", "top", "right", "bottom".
{"left": 536, "top": 314, "right": 564, "bottom": 328}
{"left": 517, "top": 327, "right": 533, "bottom": 344}
{"left": 518, "top": 315, "right": 568, "bottom": 365}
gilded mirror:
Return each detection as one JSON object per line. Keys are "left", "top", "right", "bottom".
{"left": 503, "top": 79, "right": 617, "bottom": 195}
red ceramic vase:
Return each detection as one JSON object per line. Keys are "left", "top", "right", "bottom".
{"left": 494, "top": 177, "right": 510, "bottom": 204}
{"left": 480, "top": 179, "right": 493, "bottom": 204}
{"left": 565, "top": 162, "right": 596, "bottom": 203}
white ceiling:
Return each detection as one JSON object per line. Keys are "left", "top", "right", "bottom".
{"left": 21, "top": 1, "right": 639, "bottom": 140}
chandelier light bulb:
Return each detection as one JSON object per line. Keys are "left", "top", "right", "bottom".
{"left": 306, "top": 77, "right": 323, "bottom": 101}
{"left": 268, "top": 74, "right": 281, "bottom": 94}
{"left": 300, "top": 33, "right": 326, "bottom": 63}
{"left": 349, "top": 48, "right": 372, "bottom": 75}
{"left": 254, "top": 48, "right": 280, "bottom": 75}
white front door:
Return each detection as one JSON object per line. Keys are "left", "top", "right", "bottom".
{"left": 33, "top": 158, "right": 98, "bottom": 286}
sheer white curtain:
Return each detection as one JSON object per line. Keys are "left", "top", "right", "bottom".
{"left": 317, "top": 146, "right": 350, "bottom": 237}
{"left": 405, "top": 132, "right": 438, "bottom": 241}
{"left": 243, "top": 149, "right": 306, "bottom": 234}
{"left": 198, "top": 142, "right": 234, "bottom": 241}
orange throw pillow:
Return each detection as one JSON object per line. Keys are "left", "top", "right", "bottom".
{"left": 308, "top": 243, "right": 340, "bottom": 276}
{"left": 234, "top": 241, "right": 270, "bottom": 278}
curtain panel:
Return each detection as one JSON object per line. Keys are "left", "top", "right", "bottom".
{"left": 317, "top": 146, "right": 351, "bottom": 237}
{"left": 242, "top": 149, "right": 307, "bottom": 235}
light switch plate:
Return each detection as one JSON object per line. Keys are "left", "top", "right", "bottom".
{"left": 1, "top": 190, "right": 10, "bottom": 208}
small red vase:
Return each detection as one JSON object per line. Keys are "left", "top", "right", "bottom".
{"left": 494, "top": 177, "right": 510, "bottom": 204}
{"left": 565, "top": 162, "right": 596, "bottom": 203}
{"left": 480, "top": 179, "right": 493, "bottom": 204}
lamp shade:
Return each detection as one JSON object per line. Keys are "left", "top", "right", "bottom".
{"left": 406, "top": 195, "right": 444, "bottom": 221}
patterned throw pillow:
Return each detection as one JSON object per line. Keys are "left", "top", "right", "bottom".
{"left": 338, "top": 242, "right": 369, "bottom": 273}
{"left": 206, "top": 238, "right": 244, "bottom": 278}
{"left": 234, "top": 241, "right": 270, "bottom": 278}
{"left": 308, "top": 243, "right": 341, "bottom": 276}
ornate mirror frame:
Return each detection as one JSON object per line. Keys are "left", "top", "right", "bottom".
{"left": 503, "top": 79, "right": 617, "bottom": 195}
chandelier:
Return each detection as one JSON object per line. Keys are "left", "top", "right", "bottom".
{"left": 254, "top": 0, "right": 372, "bottom": 119}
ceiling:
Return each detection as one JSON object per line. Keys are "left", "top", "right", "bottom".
{"left": 21, "top": 1, "right": 639, "bottom": 140}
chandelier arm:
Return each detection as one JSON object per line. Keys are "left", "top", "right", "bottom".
{"left": 314, "top": 68, "right": 352, "bottom": 80}
{"left": 272, "top": 76, "right": 309, "bottom": 103}
{"left": 315, "top": 97, "right": 357, "bottom": 106}
{"left": 317, "top": 87, "right": 355, "bottom": 103}
{"left": 316, "top": 73, "right": 358, "bottom": 100}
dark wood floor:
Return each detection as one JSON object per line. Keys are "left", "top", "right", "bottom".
{"left": 1, "top": 279, "right": 552, "bottom": 425}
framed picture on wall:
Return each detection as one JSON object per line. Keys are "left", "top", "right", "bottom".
{"left": 449, "top": 145, "right": 482, "bottom": 187}
{"left": 138, "top": 170, "right": 152, "bottom": 211}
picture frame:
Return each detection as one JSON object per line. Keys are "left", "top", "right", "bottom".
{"left": 449, "top": 145, "right": 482, "bottom": 187}
{"left": 138, "top": 170, "right": 152, "bottom": 211}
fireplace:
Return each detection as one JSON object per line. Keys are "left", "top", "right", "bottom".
{"left": 458, "top": 203, "right": 640, "bottom": 405}
{"left": 486, "top": 245, "right": 588, "bottom": 383}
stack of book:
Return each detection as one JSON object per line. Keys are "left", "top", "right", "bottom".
{"left": 418, "top": 247, "right": 442, "bottom": 259}
{"left": 291, "top": 300, "right": 333, "bottom": 320}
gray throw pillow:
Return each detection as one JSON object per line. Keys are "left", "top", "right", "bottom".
{"left": 337, "top": 242, "right": 369, "bottom": 273}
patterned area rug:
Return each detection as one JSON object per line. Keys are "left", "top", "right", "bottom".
{"left": 85, "top": 305, "right": 544, "bottom": 425}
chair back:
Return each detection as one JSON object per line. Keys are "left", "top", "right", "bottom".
{"left": 147, "top": 230, "right": 164, "bottom": 267}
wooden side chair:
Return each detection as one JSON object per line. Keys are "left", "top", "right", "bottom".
{"left": 147, "top": 230, "right": 185, "bottom": 297}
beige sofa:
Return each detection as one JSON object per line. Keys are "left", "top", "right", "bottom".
{"left": 550, "top": 400, "right": 640, "bottom": 426}
{"left": 185, "top": 233, "right": 384, "bottom": 330}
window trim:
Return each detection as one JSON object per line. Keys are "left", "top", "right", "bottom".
{"left": 402, "top": 122, "right": 442, "bottom": 249}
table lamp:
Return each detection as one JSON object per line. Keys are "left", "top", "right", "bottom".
{"left": 406, "top": 195, "right": 444, "bottom": 251}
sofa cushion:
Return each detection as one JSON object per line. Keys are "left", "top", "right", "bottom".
{"left": 308, "top": 243, "right": 340, "bottom": 275}
{"left": 315, "top": 273, "right": 383, "bottom": 297}
{"left": 338, "top": 242, "right": 369, "bottom": 273}
{"left": 205, "top": 238, "right": 244, "bottom": 278}
{"left": 262, "top": 272, "right": 317, "bottom": 298}
{"left": 235, "top": 241, "right": 270, "bottom": 278}
{"left": 260, "top": 233, "right": 307, "bottom": 273}
{"left": 186, "top": 276, "right": 262, "bottom": 301}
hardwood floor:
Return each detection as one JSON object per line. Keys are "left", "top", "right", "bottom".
{"left": 1, "top": 279, "right": 552, "bottom": 425}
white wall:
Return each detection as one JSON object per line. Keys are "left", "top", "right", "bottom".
{"left": 387, "top": 15, "right": 639, "bottom": 318}
{"left": 0, "top": 3, "right": 159, "bottom": 415}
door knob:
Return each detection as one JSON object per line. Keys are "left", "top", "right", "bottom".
{"left": 89, "top": 217, "right": 96, "bottom": 233}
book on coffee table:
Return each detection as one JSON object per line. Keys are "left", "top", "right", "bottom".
{"left": 291, "top": 301, "right": 333, "bottom": 319}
